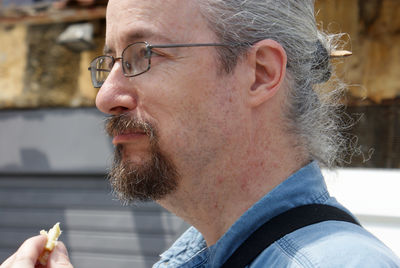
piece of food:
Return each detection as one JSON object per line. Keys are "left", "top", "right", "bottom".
{"left": 38, "top": 222, "right": 62, "bottom": 265}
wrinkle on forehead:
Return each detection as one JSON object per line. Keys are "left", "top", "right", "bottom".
{"left": 105, "top": 0, "right": 215, "bottom": 51}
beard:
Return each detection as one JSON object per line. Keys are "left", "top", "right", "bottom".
{"left": 105, "top": 114, "right": 179, "bottom": 203}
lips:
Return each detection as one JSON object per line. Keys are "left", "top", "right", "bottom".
{"left": 105, "top": 114, "right": 155, "bottom": 146}
{"left": 112, "top": 130, "right": 147, "bottom": 145}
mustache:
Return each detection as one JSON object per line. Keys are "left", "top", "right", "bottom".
{"left": 105, "top": 114, "right": 156, "bottom": 142}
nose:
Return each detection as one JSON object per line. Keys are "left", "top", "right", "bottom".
{"left": 95, "top": 63, "right": 138, "bottom": 115}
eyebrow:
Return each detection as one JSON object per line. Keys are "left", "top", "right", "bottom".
{"left": 103, "top": 29, "right": 173, "bottom": 54}
{"left": 103, "top": 44, "right": 112, "bottom": 54}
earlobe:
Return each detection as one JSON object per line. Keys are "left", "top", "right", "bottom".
{"left": 248, "top": 40, "right": 287, "bottom": 107}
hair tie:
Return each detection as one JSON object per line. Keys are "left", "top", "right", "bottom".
{"left": 312, "top": 40, "right": 352, "bottom": 83}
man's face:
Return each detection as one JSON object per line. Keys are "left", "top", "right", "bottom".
{"left": 96, "top": 0, "right": 247, "bottom": 203}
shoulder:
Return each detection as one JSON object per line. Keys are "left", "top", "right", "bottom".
{"left": 250, "top": 221, "right": 400, "bottom": 268}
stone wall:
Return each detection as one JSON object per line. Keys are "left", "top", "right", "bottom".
{"left": 0, "top": 20, "right": 104, "bottom": 109}
{"left": 316, "top": 0, "right": 400, "bottom": 103}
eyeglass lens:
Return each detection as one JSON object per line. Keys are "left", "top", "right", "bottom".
{"left": 122, "top": 43, "right": 150, "bottom": 76}
{"left": 89, "top": 56, "right": 112, "bottom": 88}
{"left": 89, "top": 42, "right": 151, "bottom": 88}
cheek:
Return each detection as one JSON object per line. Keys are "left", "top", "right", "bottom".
{"left": 167, "top": 87, "right": 241, "bottom": 164}
{"left": 137, "top": 57, "right": 246, "bottom": 166}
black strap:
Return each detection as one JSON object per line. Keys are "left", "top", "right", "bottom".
{"left": 221, "top": 204, "right": 360, "bottom": 268}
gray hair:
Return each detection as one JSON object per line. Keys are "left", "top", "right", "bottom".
{"left": 198, "top": 0, "right": 352, "bottom": 168}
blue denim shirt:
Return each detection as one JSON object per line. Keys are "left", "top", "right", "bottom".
{"left": 154, "top": 162, "right": 400, "bottom": 267}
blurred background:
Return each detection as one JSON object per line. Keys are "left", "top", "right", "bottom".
{"left": 0, "top": 0, "right": 399, "bottom": 267}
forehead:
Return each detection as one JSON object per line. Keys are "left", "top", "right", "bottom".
{"left": 105, "top": 0, "right": 213, "bottom": 49}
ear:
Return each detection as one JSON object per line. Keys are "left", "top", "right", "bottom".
{"left": 247, "top": 39, "right": 287, "bottom": 107}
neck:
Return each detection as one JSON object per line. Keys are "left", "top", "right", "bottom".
{"left": 158, "top": 125, "right": 308, "bottom": 246}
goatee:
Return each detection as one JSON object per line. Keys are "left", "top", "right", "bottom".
{"left": 105, "top": 114, "right": 179, "bottom": 203}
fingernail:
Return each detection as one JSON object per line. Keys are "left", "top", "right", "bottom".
{"left": 51, "top": 243, "right": 70, "bottom": 264}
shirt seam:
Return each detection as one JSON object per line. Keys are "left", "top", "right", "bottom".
{"left": 276, "top": 235, "right": 321, "bottom": 268}
{"left": 310, "top": 189, "right": 330, "bottom": 204}
{"left": 184, "top": 246, "right": 209, "bottom": 268}
{"left": 269, "top": 241, "right": 304, "bottom": 268}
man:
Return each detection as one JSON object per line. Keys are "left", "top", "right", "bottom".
{"left": 2, "top": 0, "right": 400, "bottom": 267}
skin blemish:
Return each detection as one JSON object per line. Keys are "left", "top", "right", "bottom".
{"left": 213, "top": 202, "right": 219, "bottom": 209}
{"left": 240, "top": 177, "right": 250, "bottom": 192}
{"left": 216, "top": 176, "right": 224, "bottom": 185}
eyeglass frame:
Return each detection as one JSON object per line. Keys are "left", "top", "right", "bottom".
{"left": 88, "top": 41, "right": 246, "bottom": 88}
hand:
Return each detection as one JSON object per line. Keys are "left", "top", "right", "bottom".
{"left": 1, "top": 235, "right": 73, "bottom": 268}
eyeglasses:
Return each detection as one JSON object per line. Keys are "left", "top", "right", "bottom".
{"left": 88, "top": 41, "right": 240, "bottom": 88}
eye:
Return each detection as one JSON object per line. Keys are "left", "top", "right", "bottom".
{"left": 142, "top": 48, "right": 152, "bottom": 59}
{"left": 136, "top": 47, "right": 153, "bottom": 60}
{"left": 124, "top": 61, "right": 132, "bottom": 72}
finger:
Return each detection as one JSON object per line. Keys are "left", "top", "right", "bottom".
{"left": 1, "top": 235, "right": 47, "bottom": 268}
{"left": 1, "top": 252, "right": 16, "bottom": 267}
{"left": 48, "top": 242, "right": 73, "bottom": 268}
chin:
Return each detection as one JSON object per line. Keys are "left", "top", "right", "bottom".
{"left": 108, "top": 143, "right": 180, "bottom": 203}
{"left": 105, "top": 115, "right": 180, "bottom": 203}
